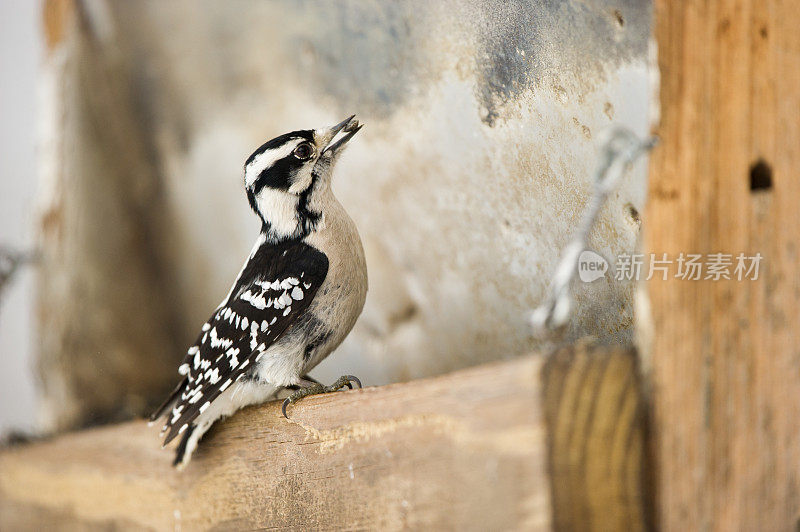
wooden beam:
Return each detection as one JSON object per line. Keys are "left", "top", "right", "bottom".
{"left": 0, "top": 347, "right": 650, "bottom": 530}
{"left": 648, "top": 0, "right": 800, "bottom": 529}
{"left": 543, "top": 345, "right": 654, "bottom": 532}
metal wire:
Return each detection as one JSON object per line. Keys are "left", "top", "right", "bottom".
{"left": 530, "top": 127, "right": 658, "bottom": 334}
{"left": 0, "top": 246, "right": 38, "bottom": 302}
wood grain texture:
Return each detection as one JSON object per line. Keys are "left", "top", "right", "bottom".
{"left": 0, "top": 356, "right": 552, "bottom": 531}
{"left": 648, "top": 1, "right": 800, "bottom": 530}
{"left": 0, "top": 349, "right": 653, "bottom": 531}
{"left": 543, "top": 344, "right": 654, "bottom": 532}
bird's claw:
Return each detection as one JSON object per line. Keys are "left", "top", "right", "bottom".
{"left": 342, "top": 375, "right": 362, "bottom": 390}
{"left": 282, "top": 375, "right": 362, "bottom": 419}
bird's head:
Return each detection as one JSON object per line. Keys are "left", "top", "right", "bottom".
{"left": 243, "top": 115, "right": 362, "bottom": 240}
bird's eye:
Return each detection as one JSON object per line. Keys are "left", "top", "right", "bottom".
{"left": 293, "top": 143, "right": 314, "bottom": 160}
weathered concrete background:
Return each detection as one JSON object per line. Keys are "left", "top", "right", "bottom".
{"left": 35, "top": 0, "right": 652, "bottom": 428}
{"left": 112, "top": 0, "right": 652, "bottom": 384}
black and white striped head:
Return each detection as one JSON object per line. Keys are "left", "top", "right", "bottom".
{"left": 244, "top": 115, "right": 362, "bottom": 239}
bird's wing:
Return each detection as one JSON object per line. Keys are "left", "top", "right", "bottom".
{"left": 159, "top": 240, "right": 328, "bottom": 445}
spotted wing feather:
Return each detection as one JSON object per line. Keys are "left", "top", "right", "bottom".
{"left": 159, "top": 240, "right": 328, "bottom": 445}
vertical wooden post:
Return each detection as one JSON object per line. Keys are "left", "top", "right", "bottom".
{"left": 37, "top": 0, "right": 183, "bottom": 431}
{"left": 648, "top": 1, "right": 800, "bottom": 530}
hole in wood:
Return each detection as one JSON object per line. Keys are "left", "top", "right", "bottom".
{"left": 749, "top": 159, "right": 773, "bottom": 192}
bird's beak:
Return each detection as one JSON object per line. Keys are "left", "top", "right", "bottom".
{"left": 321, "top": 115, "right": 363, "bottom": 155}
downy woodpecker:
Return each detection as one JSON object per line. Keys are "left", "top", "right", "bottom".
{"left": 151, "top": 116, "right": 368, "bottom": 468}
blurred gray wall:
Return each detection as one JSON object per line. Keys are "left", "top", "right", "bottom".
{"left": 103, "top": 0, "right": 652, "bottom": 383}
{"left": 0, "top": 0, "right": 41, "bottom": 436}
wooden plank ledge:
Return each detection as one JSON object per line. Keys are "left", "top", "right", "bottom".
{"left": 0, "top": 346, "right": 651, "bottom": 531}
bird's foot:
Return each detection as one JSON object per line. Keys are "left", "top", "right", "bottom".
{"left": 282, "top": 375, "right": 361, "bottom": 418}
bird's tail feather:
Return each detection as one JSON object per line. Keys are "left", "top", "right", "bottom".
{"left": 149, "top": 378, "right": 187, "bottom": 422}
{"left": 173, "top": 423, "right": 196, "bottom": 467}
